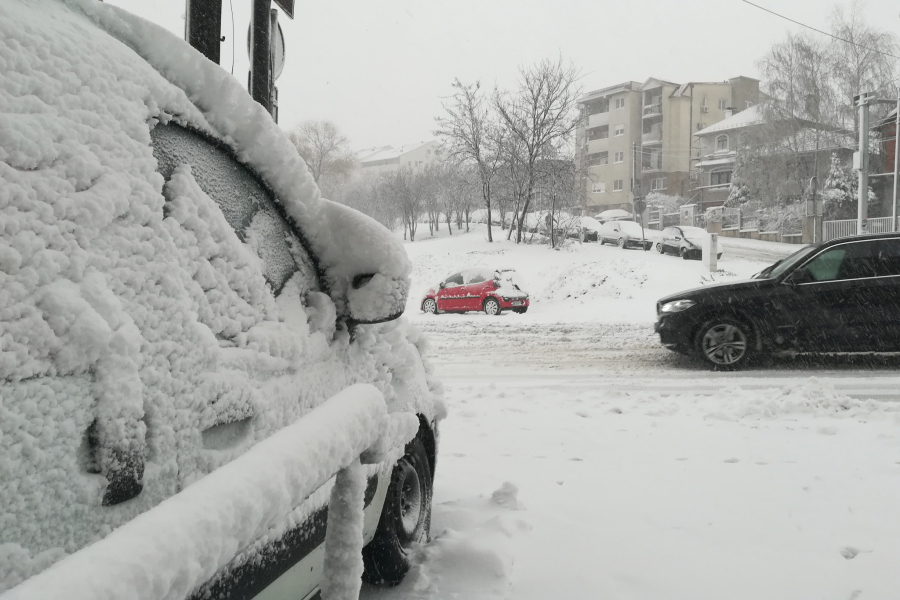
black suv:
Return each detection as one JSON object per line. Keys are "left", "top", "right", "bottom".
{"left": 655, "top": 233, "right": 900, "bottom": 369}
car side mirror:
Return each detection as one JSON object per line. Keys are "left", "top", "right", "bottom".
{"left": 674, "top": 236, "right": 681, "bottom": 241}
{"left": 786, "top": 267, "right": 812, "bottom": 286}
{"left": 439, "top": 282, "right": 446, "bottom": 289}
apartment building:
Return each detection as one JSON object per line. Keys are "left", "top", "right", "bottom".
{"left": 639, "top": 76, "right": 759, "bottom": 199}
{"left": 576, "top": 81, "right": 643, "bottom": 215}
{"left": 577, "top": 76, "right": 759, "bottom": 215}
{"left": 357, "top": 141, "right": 442, "bottom": 175}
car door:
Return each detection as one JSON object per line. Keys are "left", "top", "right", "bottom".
{"left": 853, "top": 239, "right": 900, "bottom": 350}
{"left": 781, "top": 239, "right": 886, "bottom": 351}
{"left": 437, "top": 273, "right": 465, "bottom": 311}
{"left": 661, "top": 227, "right": 677, "bottom": 252}
{"left": 463, "top": 270, "right": 492, "bottom": 311}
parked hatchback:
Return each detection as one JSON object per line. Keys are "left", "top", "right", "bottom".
{"left": 422, "top": 268, "right": 530, "bottom": 315}
{"left": 656, "top": 226, "right": 723, "bottom": 259}
{"left": 598, "top": 220, "right": 653, "bottom": 250}
{"left": 0, "top": 1, "right": 440, "bottom": 597}
{"left": 655, "top": 233, "right": 900, "bottom": 369}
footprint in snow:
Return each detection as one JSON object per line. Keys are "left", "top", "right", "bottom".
{"left": 840, "top": 547, "right": 860, "bottom": 560}
{"left": 724, "top": 458, "right": 740, "bottom": 463}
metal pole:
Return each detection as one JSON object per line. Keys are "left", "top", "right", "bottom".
{"left": 857, "top": 95, "right": 869, "bottom": 235}
{"left": 893, "top": 70, "right": 900, "bottom": 231}
{"left": 249, "top": 0, "right": 272, "bottom": 113}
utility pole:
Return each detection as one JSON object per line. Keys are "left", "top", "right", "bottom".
{"left": 893, "top": 58, "right": 900, "bottom": 232}
{"left": 185, "top": 0, "right": 223, "bottom": 64}
{"left": 855, "top": 92, "right": 873, "bottom": 235}
{"left": 249, "top": 0, "right": 272, "bottom": 114}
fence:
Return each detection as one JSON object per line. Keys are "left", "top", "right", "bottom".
{"left": 822, "top": 216, "right": 898, "bottom": 241}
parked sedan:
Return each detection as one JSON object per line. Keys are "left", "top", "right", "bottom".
{"left": 655, "top": 233, "right": 900, "bottom": 369}
{"left": 598, "top": 220, "right": 653, "bottom": 250}
{"left": 422, "top": 268, "right": 530, "bottom": 315}
{"left": 656, "top": 226, "right": 723, "bottom": 259}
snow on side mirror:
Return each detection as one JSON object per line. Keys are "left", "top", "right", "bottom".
{"left": 346, "top": 272, "right": 409, "bottom": 324}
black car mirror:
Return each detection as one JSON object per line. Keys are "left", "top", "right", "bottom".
{"left": 439, "top": 282, "right": 446, "bottom": 289}
{"left": 674, "top": 236, "right": 681, "bottom": 241}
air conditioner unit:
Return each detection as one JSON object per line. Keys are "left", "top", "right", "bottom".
{"left": 701, "top": 106, "right": 709, "bottom": 113}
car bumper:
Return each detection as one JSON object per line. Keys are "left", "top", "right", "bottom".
{"left": 498, "top": 298, "right": 529, "bottom": 309}
{"left": 654, "top": 312, "right": 694, "bottom": 347}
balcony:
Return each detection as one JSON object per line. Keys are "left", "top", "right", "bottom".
{"left": 641, "top": 130, "right": 661, "bottom": 145}
{"left": 642, "top": 103, "right": 662, "bottom": 118}
{"left": 588, "top": 112, "right": 609, "bottom": 128}
{"left": 642, "top": 155, "right": 662, "bottom": 172}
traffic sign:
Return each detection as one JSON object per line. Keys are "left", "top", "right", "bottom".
{"left": 274, "top": 0, "right": 294, "bottom": 19}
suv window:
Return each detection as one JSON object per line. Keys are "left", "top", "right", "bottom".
{"left": 874, "top": 239, "right": 900, "bottom": 277}
{"left": 444, "top": 273, "right": 464, "bottom": 287}
{"left": 151, "top": 122, "right": 318, "bottom": 296}
{"left": 805, "top": 240, "right": 882, "bottom": 282}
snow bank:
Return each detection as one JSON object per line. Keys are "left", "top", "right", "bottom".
{"left": 4, "top": 385, "right": 388, "bottom": 600}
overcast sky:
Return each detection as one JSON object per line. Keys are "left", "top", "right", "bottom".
{"left": 107, "top": 0, "right": 898, "bottom": 150}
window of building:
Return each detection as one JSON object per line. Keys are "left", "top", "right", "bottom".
{"left": 711, "top": 170, "right": 732, "bottom": 186}
{"left": 650, "top": 177, "right": 667, "bottom": 191}
{"left": 718, "top": 99, "right": 727, "bottom": 110}
{"left": 615, "top": 97, "right": 625, "bottom": 109}
{"left": 586, "top": 151, "right": 609, "bottom": 167}
{"left": 716, "top": 135, "right": 729, "bottom": 151}
{"left": 585, "top": 98, "right": 609, "bottom": 115}
{"left": 701, "top": 96, "right": 708, "bottom": 107}
{"left": 614, "top": 124, "right": 625, "bottom": 136}
{"left": 587, "top": 125, "right": 609, "bottom": 141}
{"left": 613, "top": 179, "right": 624, "bottom": 191}
{"left": 614, "top": 151, "right": 624, "bottom": 163}
{"left": 592, "top": 182, "right": 606, "bottom": 194}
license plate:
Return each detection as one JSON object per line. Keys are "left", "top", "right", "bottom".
{"left": 512, "top": 300, "right": 525, "bottom": 306}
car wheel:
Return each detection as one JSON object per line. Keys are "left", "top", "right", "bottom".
{"left": 695, "top": 317, "right": 753, "bottom": 370}
{"left": 483, "top": 298, "right": 501, "bottom": 316}
{"left": 362, "top": 436, "right": 432, "bottom": 586}
{"left": 422, "top": 298, "right": 437, "bottom": 314}
{"left": 617, "top": 237, "right": 626, "bottom": 249}
{"left": 656, "top": 243, "right": 664, "bottom": 253}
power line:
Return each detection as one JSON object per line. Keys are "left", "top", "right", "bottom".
{"left": 228, "top": 0, "right": 235, "bottom": 74}
{"left": 739, "top": 0, "right": 900, "bottom": 60}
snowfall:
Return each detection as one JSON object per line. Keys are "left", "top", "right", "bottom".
{"left": 362, "top": 224, "right": 900, "bottom": 600}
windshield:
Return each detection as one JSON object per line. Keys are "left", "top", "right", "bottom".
{"left": 755, "top": 245, "right": 818, "bottom": 279}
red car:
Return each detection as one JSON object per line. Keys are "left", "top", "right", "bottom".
{"left": 422, "top": 268, "right": 529, "bottom": 315}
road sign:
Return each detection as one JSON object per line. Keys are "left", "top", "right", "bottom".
{"left": 274, "top": 0, "right": 294, "bottom": 19}
{"left": 633, "top": 199, "right": 647, "bottom": 214}
{"left": 247, "top": 20, "right": 285, "bottom": 81}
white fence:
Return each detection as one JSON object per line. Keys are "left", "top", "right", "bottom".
{"left": 822, "top": 216, "right": 897, "bottom": 241}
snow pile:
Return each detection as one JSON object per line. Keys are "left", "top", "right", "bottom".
{"left": 537, "top": 259, "right": 650, "bottom": 304}
{"left": 5, "top": 385, "right": 388, "bottom": 600}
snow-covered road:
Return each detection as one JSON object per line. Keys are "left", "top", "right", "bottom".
{"left": 364, "top": 226, "right": 900, "bottom": 600}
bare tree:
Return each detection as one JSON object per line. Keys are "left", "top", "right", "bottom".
{"left": 829, "top": 1, "right": 899, "bottom": 130}
{"left": 493, "top": 56, "right": 581, "bottom": 243}
{"left": 288, "top": 120, "right": 356, "bottom": 199}
{"left": 435, "top": 80, "right": 505, "bottom": 242}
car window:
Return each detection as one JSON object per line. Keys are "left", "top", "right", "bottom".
{"left": 444, "top": 273, "right": 464, "bottom": 287}
{"left": 151, "top": 122, "right": 318, "bottom": 296}
{"left": 874, "top": 240, "right": 900, "bottom": 277}
{"left": 805, "top": 247, "right": 846, "bottom": 281}
{"left": 467, "top": 272, "right": 487, "bottom": 284}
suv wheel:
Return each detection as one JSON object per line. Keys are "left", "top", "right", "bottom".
{"left": 422, "top": 298, "right": 437, "bottom": 314}
{"left": 617, "top": 237, "right": 626, "bottom": 248}
{"left": 483, "top": 298, "right": 501, "bottom": 316}
{"left": 362, "top": 436, "right": 432, "bottom": 586}
{"left": 696, "top": 317, "right": 752, "bottom": 370}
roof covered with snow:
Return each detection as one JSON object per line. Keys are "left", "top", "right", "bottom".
{"left": 358, "top": 141, "right": 439, "bottom": 165}
{"left": 695, "top": 105, "right": 765, "bottom": 135}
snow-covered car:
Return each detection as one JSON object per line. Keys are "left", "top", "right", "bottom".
{"left": 598, "top": 220, "right": 653, "bottom": 250}
{"left": 421, "top": 268, "right": 530, "bottom": 315}
{"left": 656, "top": 226, "right": 723, "bottom": 260}
{"left": 0, "top": 1, "right": 442, "bottom": 598}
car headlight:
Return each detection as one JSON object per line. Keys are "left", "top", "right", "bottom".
{"left": 660, "top": 299, "right": 696, "bottom": 313}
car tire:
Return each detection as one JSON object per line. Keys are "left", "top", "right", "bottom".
{"left": 656, "top": 243, "right": 664, "bottom": 254}
{"left": 617, "top": 237, "right": 626, "bottom": 249}
{"left": 362, "top": 436, "right": 432, "bottom": 586}
{"left": 422, "top": 298, "right": 437, "bottom": 314}
{"left": 483, "top": 298, "right": 501, "bottom": 316}
{"left": 695, "top": 316, "right": 753, "bottom": 370}
{"left": 680, "top": 247, "right": 689, "bottom": 259}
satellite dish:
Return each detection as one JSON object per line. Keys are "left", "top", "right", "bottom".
{"left": 247, "top": 21, "right": 285, "bottom": 81}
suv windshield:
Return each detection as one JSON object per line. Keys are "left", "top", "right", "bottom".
{"left": 756, "top": 245, "right": 818, "bottom": 279}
